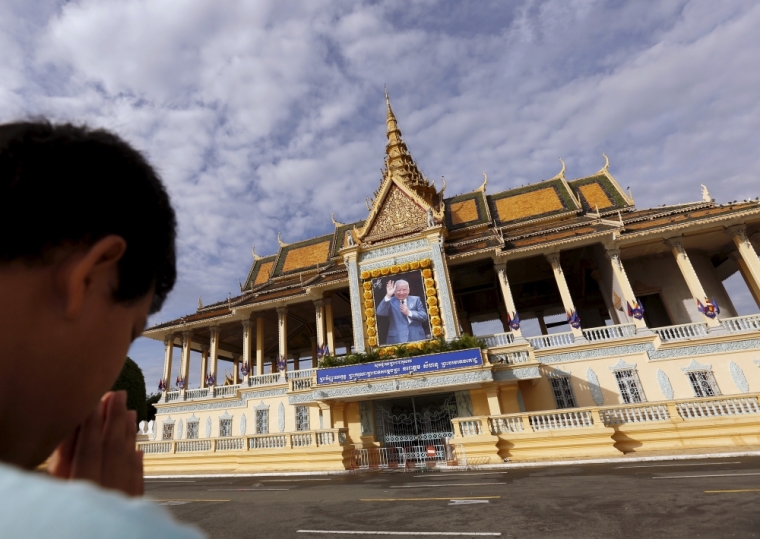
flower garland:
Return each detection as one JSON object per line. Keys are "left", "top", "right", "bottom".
{"left": 359, "top": 258, "right": 444, "bottom": 347}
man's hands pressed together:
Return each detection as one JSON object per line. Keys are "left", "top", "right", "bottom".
{"left": 48, "top": 391, "right": 144, "bottom": 497}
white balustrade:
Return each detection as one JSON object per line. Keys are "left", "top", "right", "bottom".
{"left": 214, "top": 385, "right": 240, "bottom": 397}
{"left": 248, "top": 373, "right": 282, "bottom": 387}
{"left": 601, "top": 404, "right": 670, "bottom": 425}
{"left": 490, "top": 350, "right": 531, "bottom": 364}
{"left": 457, "top": 419, "right": 483, "bottom": 437}
{"left": 249, "top": 434, "right": 287, "bottom": 449}
{"left": 526, "top": 331, "right": 575, "bottom": 350}
{"left": 653, "top": 322, "right": 708, "bottom": 342}
{"left": 720, "top": 314, "right": 760, "bottom": 333}
{"left": 138, "top": 442, "right": 172, "bottom": 454}
{"left": 489, "top": 416, "right": 524, "bottom": 433}
{"left": 287, "top": 368, "right": 317, "bottom": 380}
{"left": 176, "top": 440, "right": 212, "bottom": 452}
{"left": 316, "top": 431, "right": 335, "bottom": 445}
{"left": 291, "top": 378, "right": 313, "bottom": 391}
{"left": 291, "top": 433, "right": 313, "bottom": 447}
{"left": 582, "top": 323, "right": 636, "bottom": 342}
{"left": 165, "top": 391, "right": 181, "bottom": 402}
{"left": 185, "top": 388, "right": 209, "bottom": 400}
{"left": 216, "top": 437, "right": 245, "bottom": 451}
{"left": 529, "top": 410, "right": 593, "bottom": 430}
{"left": 480, "top": 332, "right": 515, "bottom": 348}
{"left": 677, "top": 396, "right": 760, "bottom": 419}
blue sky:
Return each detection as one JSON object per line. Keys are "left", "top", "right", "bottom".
{"left": 2, "top": 0, "right": 759, "bottom": 391}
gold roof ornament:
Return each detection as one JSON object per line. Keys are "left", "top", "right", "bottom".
{"left": 477, "top": 172, "right": 488, "bottom": 193}
{"left": 277, "top": 232, "right": 290, "bottom": 248}
{"left": 701, "top": 184, "right": 712, "bottom": 203}
{"left": 198, "top": 296, "right": 203, "bottom": 310}
{"left": 598, "top": 153, "right": 610, "bottom": 174}
{"left": 331, "top": 212, "right": 346, "bottom": 227}
{"left": 251, "top": 244, "right": 261, "bottom": 261}
{"left": 551, "top": 158, "right": 566, "bottom": 181}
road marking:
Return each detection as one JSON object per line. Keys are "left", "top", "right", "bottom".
{"left": 150, "top": 499, "right": 230, "bottom": 503}
{"left": 208, "top": 488, "right": 290, "bottom": 491}
{"left": 297, "top": 530, "right": 501, "bottom": 535}
{"left": 263, "top": 479, "right": 332, "bottom": 482}
{"left": 617, "top": 462, "right": 740, "bottom": 469}
{"left": 653, "top": 472, "right": 760, "bottom": 479}
{"left": 360, "top": 496, "right": 501, "bottom": 502}
{"left": 160, "top": 501, "right": 190, "bottom": 505}
{"left": 413, "top": 472, "right": 507, "bottom": 478}
{"left": 145, "top": 480, "right": 197, "bottom": 483}
{"left": 449, "top": 499, "right": 490, "bottom": 505}
{"left": 391, "top": 483, "right": 502, "bottom": 489}
{"left": 704, "top": 489, "right": 760, "bottom": 494}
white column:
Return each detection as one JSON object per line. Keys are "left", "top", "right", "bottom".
{"left": 209, "top": 326, "right": 220, "bottom": 386}
{"left": 310, "top": 336, "right": 318, "bottom": 368}
{"left": 161, "top": 334, "right": 174, "bottom": 394}
{"left": 276, "top": 306, "right": 288, "bottom": 374}
{"left": 233, "top": 355, "right": 240, "bottom": 385}
{"left": 314, "top": 299, "right": 326, "bottom": 348}
{"left": 242, "top": 319, "right": 253, "bottom": 383}
{"left": 200, "top": 345, "right": 209, "bottom": 388}
{"left": 606, "top": 249, "right": 647, "bottom": 329}
{"left": 256, "top": 316, "right": 264, "bottom": 376}
{"left": 180, "top": 331, "right": 192, "bottom": 391}
{"left": 666, "top": 239, "right": 720, "bottom": 327}
{"left": 546, "top": 253, "right": 584, "bottom": 338}
{"left": 726, "top": 226, "right": 760, "bottom": 309}
{"left": 494, "top": 262, "right": 522, "bottom": 337}
{"left": 324, "top": 299, "right": 335, "bottom": 354}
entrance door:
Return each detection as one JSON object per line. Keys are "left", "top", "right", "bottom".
{"left": 373, "top": 393, "right": 457, "bottom": 463}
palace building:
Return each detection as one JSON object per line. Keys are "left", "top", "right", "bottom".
{"left": 139, "top": 94, "right": 760, "bottom": 472}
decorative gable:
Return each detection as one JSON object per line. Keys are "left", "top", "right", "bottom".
{"left": 364, "top": 184, "right": 429, "bottom": 241}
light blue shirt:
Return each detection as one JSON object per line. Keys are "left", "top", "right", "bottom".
{"left": 0, "top": 463, "right": 205, "bottom": 538}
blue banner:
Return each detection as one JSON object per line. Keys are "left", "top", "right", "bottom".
{"left": 316, "top": 348, "right": 483, "bottom": 385}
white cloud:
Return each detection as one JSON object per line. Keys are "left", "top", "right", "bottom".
{"left": 2, "top": 0, "right": 759, "bottom": 386}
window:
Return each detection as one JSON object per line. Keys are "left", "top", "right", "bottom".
{"left": 162, "top": 423, "right": 174, "bottom": 440}
{"left": 688, "top": 371, "right": 720, "bottom": 397}
{"left": 614, "top": 369, "right": 645, "bottom": 403}
{"left": 296, "top": 406, "right": 310, "bottom": 431}
{"left": 549, "top": 377, "right": 577, "bottom": 409}
{"left": 219, "top": 418, "right": 232, "bottom": 437}
{"left": 256, "top": 409, "right": 269, "bottom": 434}
{"left": 187, "top": 421, "right": 199, "bottom": 439}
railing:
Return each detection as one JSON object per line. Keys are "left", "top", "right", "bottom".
{"left": 138, "top": 442, "right": 172, "bottom": 454}
{"left": 176, "top": 440, "right": 212, "bottom": 452}
{"left": 291, "top": 378, "right": 313, "bottom": 391}
{"left": 139, "top": 428, "right": 349, "bottom": 455}
{"left": 653, "top": 322, "right": 708, "bottom": 342}
{"left": 249, "top": 434, "right": 288, "bottom": 449}
{"left": 214, "top": 385, "right": 240, "bottom": 397}
{"left": 490, "top": 350, "right": 531, "bottom": 364}
{"left": 165, "top": 391, "right": 181, "bottom": 402}
{"left": 720, "top": 314, "right": 760, "bottom": 333}
{"left": 216, "top": 437, "right": 245, "bottom": 451}
{"left": 677, "top": 396, "right": 760, "bottom": 419}
{"left": 185, "top": 388, "right": 209, "bottom": 400}
{"left": 526, "top": 331, "right": 575, "bottom": 350}
{"left": 583, "top": 323, "right": 636, "bottom": 342}
{"left": 452, "top": 394, "right": 760, "bottom": 439}
{"left": 479, "top": 332, "right": 515, "bottom": 348}
{"left": 600, "top": 404, "right": 670, "bottom": 425}
{"left": 248, "top": 373, "right": 282, "bottom": 387}
{"left": 288, "top": 368, "right": 317, "bottom": 380}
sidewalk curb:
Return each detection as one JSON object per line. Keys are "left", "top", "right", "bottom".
{"left": 144, "top": 450, "right": 760, "bottom": 478}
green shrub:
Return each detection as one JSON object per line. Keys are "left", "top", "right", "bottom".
{"left": 110, "top": 357, "right": 147, "bottom": 423}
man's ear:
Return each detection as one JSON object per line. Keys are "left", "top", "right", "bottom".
{"left": 60, "top": 236, "right": 127, "bottom": 319}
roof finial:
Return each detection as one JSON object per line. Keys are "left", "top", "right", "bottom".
{"left": 558, "top": 158, "right": 566, "bottom": 179}
{"left": 440, "top": 176, "right": 447, "bottom": 196}
{"left": 238, "top": 278, "right": 244, "bottom": 292}
{"left": 331, "top": 212, "right": 345, "bottom": 227}
{"left": 277, "top": 232, "right": 289, "bottom": 248}
{"left": 198, "top": 296, "right": 203, "bottom": 310}
{"left": 251, "top": 244, "right": 261, "bottom": 261}
{"left": 602, "top": 153, "right": 609, "bottom": 171}
{"left": 477, "top": 171, "right": 488, "bottom": 192}
{"left": 701, "top": 184, "right": 711, "bottom": 203}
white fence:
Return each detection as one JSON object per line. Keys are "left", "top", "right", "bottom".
{"left": 249, "top": 434, "right": 288, "bottom": 449}
{"left": 583, "top": 323, "right": 636, "bottom": 342}
{"left": 490, "top": 350, "right": 531, "bottom": 365}
{"left": 653, "top": 322, "right": 708, "bottom": 342}
{"left": 185, "top": 388, "right": 209, "bottom": 399}
{"left": 721, "top": 314, "right": 760, "bottom": 333}
{"left": 600, "top": 404, "right": 670, "bottom": 425}
{"left": 480, "top": 332, "right": 515, "bottom": 348}
{"left": 248, "top": 373, "right": 282, "bottom": 387}
{"left": 526, "top": 331, "right": 575, "bottom": 350}
{"left": 176, "top": 440, "right": 212, "bottom": 453}
{"left": 214, "top": 385, "right": 240, "bottom": 397}
{"left": 676, "top": 396, "right": 760, "bottom": 418}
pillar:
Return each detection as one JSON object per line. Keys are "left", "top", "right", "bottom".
{"left": 255, "top": 316, "right": 264, "bottom": 376}
{"left": 242, "top": 319, "right": 253, "bottom": 382}
{"left": 536, "top": 311, "right": 548, "bottom": 335}
{"left": 180, "top": 331, "right": 192, "bottom": 390}
{"left": 665, "top": 239, "right": 720, "bottom": 327}
{"left": 161, "top": 335, "right": 174, "bottom": 393}
{"left": 458, "top": 310, "right": 474, "bottom": 336}
{"left": 233, "top": 355, "right": 240, "bottom": 385}
{"left": 276, "top": 306, "right": 288, "bottom": 372}
{"left": 485, "top": 387, "right": 502, "bottom": 416}
{"left": 545, "top": 253, "right": 583, "bottom": 337}
{"left": 324, "top": 298, "right": 335, "bottom": 354}
{"left": 606, "top": 249, "right": 647, "bottom": 329}
{"left": 318, "top": 402, "right": 333, "bottom": 429}
{"left": 314, "top": 299, "right": 326, "bottom": 348}
{"left": 726, "top": 226, "right": 760, "bottom": 309}
{"left": 310, "top": 336, "right": 318, "bottom": 368}
{"left": 209, "top": 326, "right": 220, "bottom": 386}
{"left": 494, "top": 263, "right": 523, "bottom": 337}
{"left": 200, "top": 345, "right": 209, "bottom": 388}
{"left": 292, "top": 352, "right": 301, "bottom": 371}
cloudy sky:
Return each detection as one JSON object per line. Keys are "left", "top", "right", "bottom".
{"left": 2, "top": 0, "right": 758, "bottom": 391}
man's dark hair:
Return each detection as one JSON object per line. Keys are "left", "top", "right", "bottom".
{"left": 0, "top": 121, "right": 176, "bottom": 313}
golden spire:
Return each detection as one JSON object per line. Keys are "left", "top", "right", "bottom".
{"left": 383, "top": 89, "right": 435, "bottom": 203}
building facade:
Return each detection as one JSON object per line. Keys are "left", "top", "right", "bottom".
{"left": 140, "top": 96, "right": 760, "bottom": 472}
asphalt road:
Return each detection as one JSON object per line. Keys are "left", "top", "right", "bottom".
{"left": 145, "top": 456, "right": 760, "bottom": 538}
